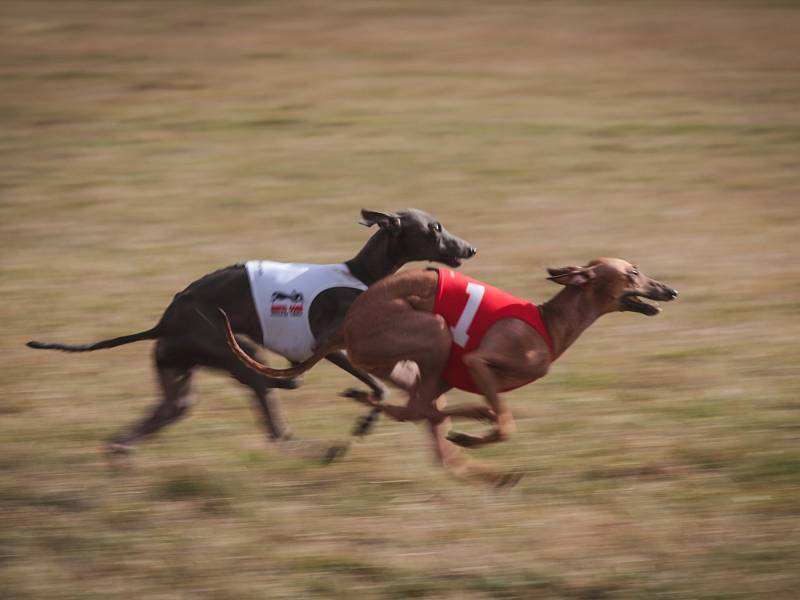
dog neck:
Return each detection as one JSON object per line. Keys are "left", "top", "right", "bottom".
{"left": 540, "top": 286, "right": 609, "bottom": 359}
{"left": 345, "top": 229, "right": 405, "bottom": 286}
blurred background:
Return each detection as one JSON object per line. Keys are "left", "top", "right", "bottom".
{"left": 2, "top": 1, "right": 798, "bottom": 598}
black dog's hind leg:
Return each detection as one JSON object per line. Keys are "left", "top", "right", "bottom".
{"left": 106, "top": 331, "right": 297, "bottom": 454}
{"left": 224, "top": 355, "right": 349, "bottom": 461}
{"left": 106, "top": 362, "right": 196, "bottom": 454}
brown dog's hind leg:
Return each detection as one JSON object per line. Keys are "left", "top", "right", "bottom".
{"left": 342, "top": 360, "right": 437, "bottom": 423}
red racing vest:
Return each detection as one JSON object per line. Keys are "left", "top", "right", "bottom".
{"left": 433, "top": 268, "right": 555, "bottom": 393}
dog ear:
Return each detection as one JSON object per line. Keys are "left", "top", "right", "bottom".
{"left": 547, "top": 265, "right": 597, "bottom": 286}
{"left": 359, "top": 209, "right": 402, "bottom": 234}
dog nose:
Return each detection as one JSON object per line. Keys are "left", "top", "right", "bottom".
{"left": 668, "top": 288, "right": 679, "bottom": 300}
{"left": 466, "top": 247, "right": 477, "bottom": 257}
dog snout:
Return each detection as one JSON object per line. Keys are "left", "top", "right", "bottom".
{"left": 446, "top": 238, "right": 476, "bottom": 260}
{"left": 654, "top": 286, "right": 678, "bottom": 301}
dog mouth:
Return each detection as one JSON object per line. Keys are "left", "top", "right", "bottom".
{"left": 429, "top": 255, "right": 463, "bottom": 268}
{"left": 621, "top": 293, "right": 662, "bottom": 316}
{"left": 444, "top": 256, "right": 463, "bottom": 267}
{"left": 440, "top": 245, "right": 477, "bottom": 268}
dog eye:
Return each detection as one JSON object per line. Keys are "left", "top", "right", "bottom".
{"left": 431, "top": 223, "right": 442, "bottom": 233}
{"left": 630, "top": 268, "right": 639, "bottom": 276}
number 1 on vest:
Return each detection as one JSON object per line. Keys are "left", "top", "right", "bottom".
{"left": 450, "top": 282, "right": 485, "bottom": 347}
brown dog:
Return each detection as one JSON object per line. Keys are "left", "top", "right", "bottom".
{"left": 222, "top": 258, "right": 678, "bottom": 484}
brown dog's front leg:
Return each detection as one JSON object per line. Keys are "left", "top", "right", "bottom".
{"left": 445, "top": 352, "right": 515, "bottom": 448}
{"left": 428, "top": 402, "right": 522, "bottom": 488}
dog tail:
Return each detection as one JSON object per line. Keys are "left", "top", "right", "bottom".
{"left": 219, "top": 308, "right": 335, "bottom": 379}
{"left": 27, "top": 326, "right": 160, "bottom": 353}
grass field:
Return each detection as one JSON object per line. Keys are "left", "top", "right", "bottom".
{"left": 2, "top": 1, "right": 799, "bottom": 598}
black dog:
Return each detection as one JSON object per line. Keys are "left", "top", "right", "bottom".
{"left": 27, "top": 209, "right": 476, "bottom": 457}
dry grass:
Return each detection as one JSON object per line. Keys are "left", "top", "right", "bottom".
{"left": 2, "top": 1, "right": 799, "bottom": 598}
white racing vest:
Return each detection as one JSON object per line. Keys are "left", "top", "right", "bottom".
{"left": 245, "top": 261, "right": 367, "bottom": 362}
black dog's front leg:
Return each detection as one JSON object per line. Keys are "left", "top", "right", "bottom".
{"left": 325, "top": 350, "right": 385, "bottom": 400}
{"left": 325, "top": 350, "right": 385, "bottom": 437}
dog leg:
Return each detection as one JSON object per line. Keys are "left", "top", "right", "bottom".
{"left": 250, "top": 388, "right": 292, "bottom": 442}
{"left": 425, "top": 396, "right": 523, "bottom": 488}
{"left": 326, "top": 350, "right": 387, "bottom": 438}
{"left": 355, "top": 377, "right": 487, "bottom": 467}
{"left": 106, "top": 365, "right": 195, "bottom": 455}
{"left": 326, "top": 351, "right": 386, "bottom": 400}
{"left": 341, "top": 360, "right": 436, "bottom": 423}
{"left": 342, "top": 390, "right": 429, "bottom": 422}
{"left": 224, "top": 355, "right": 350, "bottom": 461}
{"left": 442, "top": 351, "right": 519, "bottom": 448}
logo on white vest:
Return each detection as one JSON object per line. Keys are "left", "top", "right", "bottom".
{"left": 270, "top": 290, "right": 304, "bottom": 317}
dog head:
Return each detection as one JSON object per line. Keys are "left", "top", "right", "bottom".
{"left": 547, "top": 257, "right": 678, "bottom": 316}
{"left": 360, "top": 208, "right": 477, "bottom": 267}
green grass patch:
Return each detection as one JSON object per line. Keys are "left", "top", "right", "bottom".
{"left": 152, "top": 470, "right": 233, "bottom": 502}
{"left": 735, "top": 453, "right": 800, "bottom": 485}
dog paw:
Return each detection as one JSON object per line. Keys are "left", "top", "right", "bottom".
{"left": 105, "top": 442, "right": 133, "bottom": 456}
{"left": 103, "top": 442, "right": 135, "bottom": 471}
{"left": 495, "top": 470, "right": 524, "bottom": 489}
{"left": 323, "top": 441, "right": 351, "bottom": 464}
{"left": 339, "top": 388, "right": 376, "bottom": 406}
{"left": 351, "top": 409, "right": 381, "bottom": 438}
{"left": 274, "top": 376, "right": 301, "bottom": 390}
{"left": 446, "top": 431, "right": 483, "bottom": 448}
